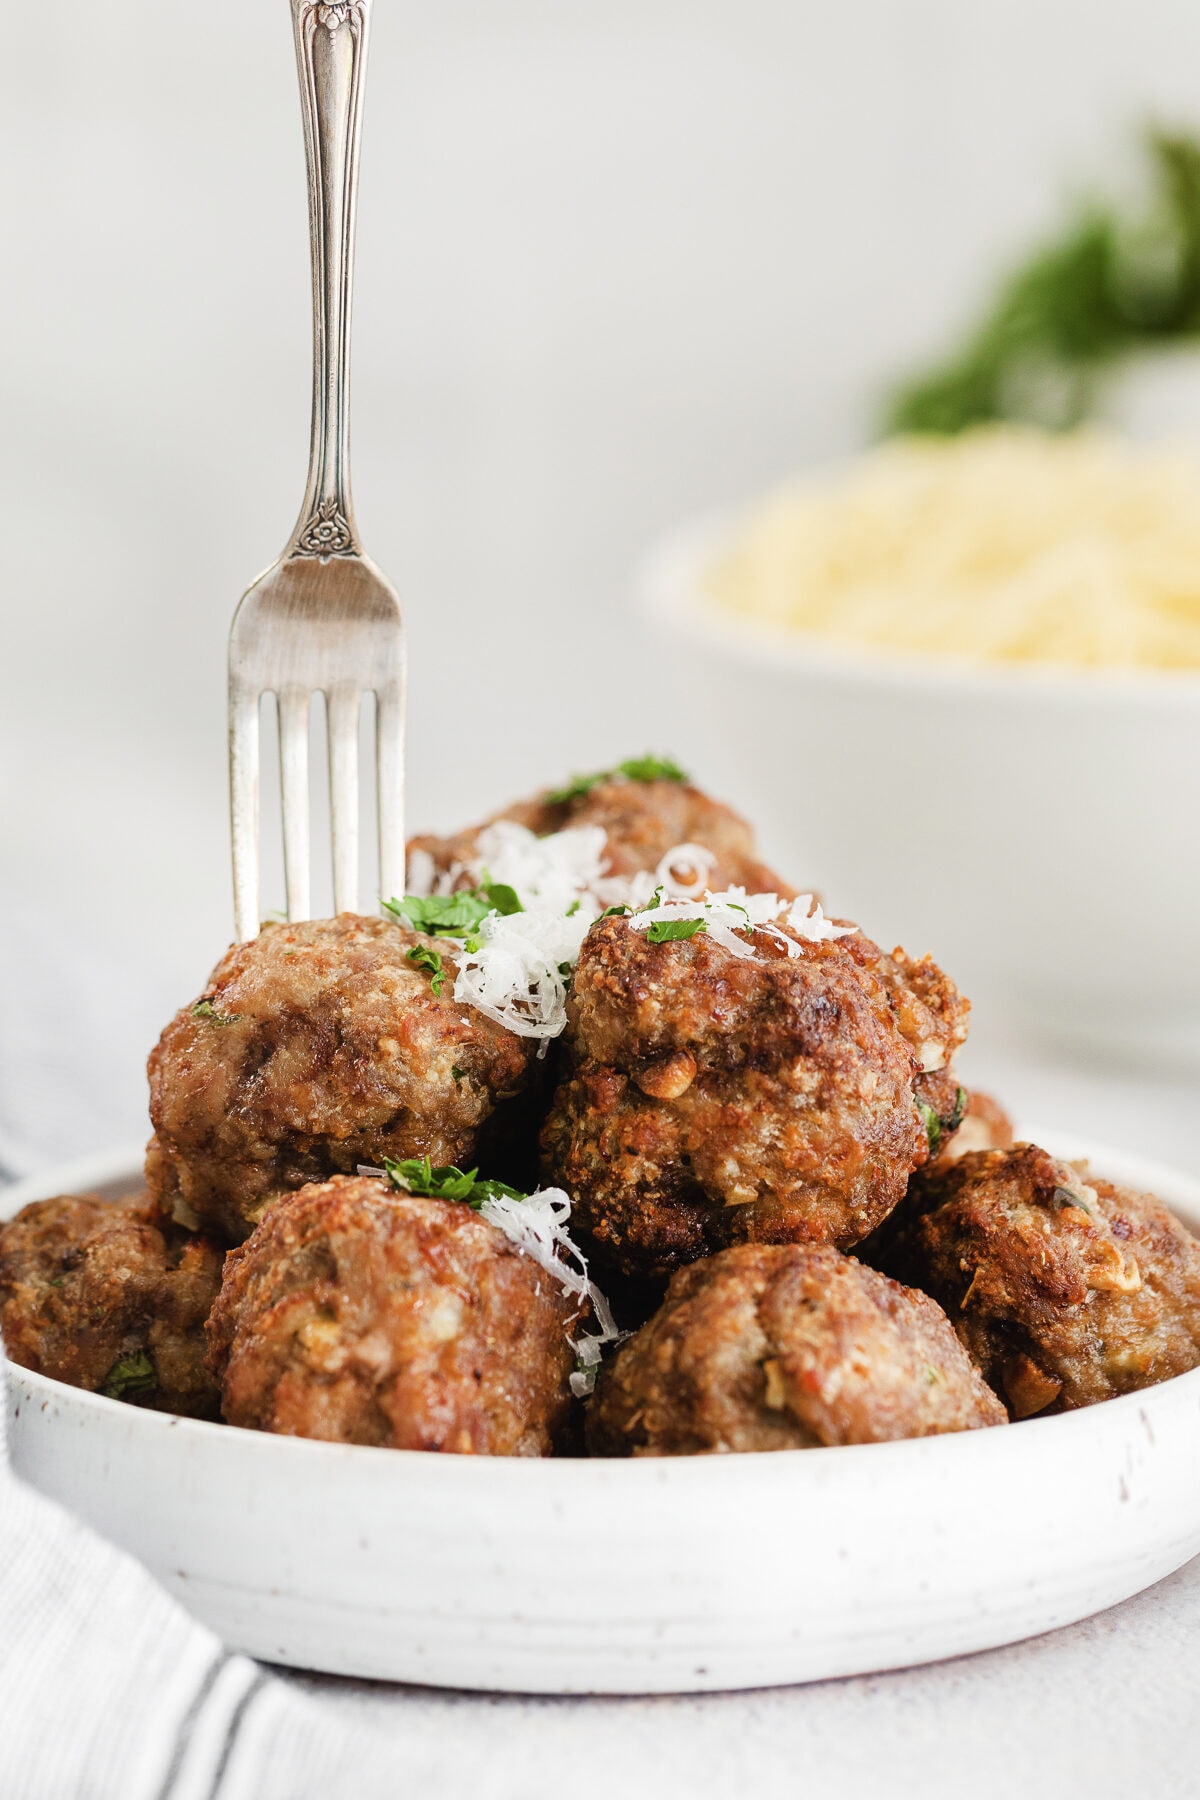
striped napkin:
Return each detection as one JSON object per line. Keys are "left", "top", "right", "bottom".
{"left": 0, "top": 1350, "right": 415, "bottom": 1800}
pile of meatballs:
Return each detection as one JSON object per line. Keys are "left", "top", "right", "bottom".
{"left": 4, "top": 767, "right": 1200, "bottom": 1458}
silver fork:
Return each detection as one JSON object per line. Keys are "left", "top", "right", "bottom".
{"left": 228, "top": 0, "right": 405, "bottom": 944}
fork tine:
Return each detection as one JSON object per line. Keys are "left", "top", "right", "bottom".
{"left": 376, "top": 677, "right": 406, "bottom": 906}
{"left": 279, "top": 686, "right": 312, "bottom": 922}
{"left": 328, "top": 682, "right": 360, "bottom": 915}
{"left": 230, "top": 681, "right": 261, "bottom": 945}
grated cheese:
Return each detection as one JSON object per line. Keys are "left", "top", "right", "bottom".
{"left": 475, "top": 1186, "right": 621, "bottom": 1394}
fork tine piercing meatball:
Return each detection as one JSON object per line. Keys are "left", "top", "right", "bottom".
{"left": 146, "top": 914, "right": 537, "bottom": 1243}
{"left": 875, "top": 1144, "right": 1200, "bottom": 1417}
{"left": 204, "top": 1174, "right": 577, "bottom": 1454}
{"left": 586, "top": 1243, "right": 1006, "bottom": 1456}
{"left": 0, "top": 1194, "right": 223, "bottom": 1417}
{"left": 408, "top": 774, "right": 791, "bottom": 895}
{"left": 539, "top": 912, "right": 969, "bottom": 1281}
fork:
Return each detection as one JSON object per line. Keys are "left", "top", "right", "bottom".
{"left": 228, "top": 0, "right": 405, "bottom": 944}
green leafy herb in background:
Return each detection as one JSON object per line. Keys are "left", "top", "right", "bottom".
{"left": 102, "top": 1351, "right": 158, "bottom": 1402}
{"left": 545, "top": 755, "right": 689, "bottom": 808}
{"left": 382, "top": 1155, "right": 525, "bottom": 1209}
{"left": 885, "top": 129, "right": 1200, "bottom": 435}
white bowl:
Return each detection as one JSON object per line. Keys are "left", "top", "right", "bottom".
{"left": 6, "top": 1135, "right": 1200, "bottom": 1694}
{"left": 638, "top": 516, "right": 1200, "bottom": 1067}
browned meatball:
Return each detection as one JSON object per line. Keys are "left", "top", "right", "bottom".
{"left": 409, "top": 774, "right": 791, "bottom": 894}
{"left": 205, "top": 1174, "right": 577, "bottom": 1454}
{"left": 147, "top": 914, "right": 536, "bottom": 1243}
{"left": 0, "top": 1193, "right": 223, "bottom": 1417}
{"left": 587, "top": 1242, "right": 1006, "bottom": 1455}
{"left": 877, "top": 1144, "right": 1200, "bottom": 1417}
{"left": 540, "top": 913, "right": 969, "bottom": 1281}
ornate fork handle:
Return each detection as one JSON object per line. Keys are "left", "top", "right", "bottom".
{"left": 289, "top": 0, "right": 371, "bottom": 561}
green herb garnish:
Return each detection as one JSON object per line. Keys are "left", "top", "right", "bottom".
{"left": 382, "top": 1155, "right": 525, "bottom": 1210}
{"left": 406, "top": 944, "right": 447, "bottom": 996}
{"left": 948, "top": 1085, "right": 968, "bottom": 1133}
{"left": 544, "top": 755, "right": 689, "bottom": 808}
{"left": 384, "top": 883, "right": 523, "bottom": 946}
{"left": 600, "top": 903, "right": 631, "bottom": 918}
{"left": 1052, "top": 1184, "right": 1094, "bottom": 1215}
{"left": 645, "top": 917, "right": 707, "bottom": 944}
{"left": 101, "top": 1350, "right": 158, "bottom": 1402}
{"left": 885, "top": 129, "right": 1200, "bottom": 435}
{"left": 451, "top": 1065, "right": 465, "bottom": 1083}
{"left": 193, "top": 1000, "right": 240, "bottom": 1025}
{"left": 918, "top": 1099, "right": 943, "bottom": 1155}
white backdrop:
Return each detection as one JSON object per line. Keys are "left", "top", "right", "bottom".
{"left": 4, "top": 0, "right": 1200, "bottom": 1162}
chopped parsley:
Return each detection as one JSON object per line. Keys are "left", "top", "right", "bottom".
{"left": 382, "top": 1155, "right": 525, "bottom": 1210}
{"left": 385, "top": 883, "right": 523, "bottom": 949}
{"left": 917, "top": 1099, "right": 943, "bottom": 1154}
{"left": 451, "top": 1065, "right": 465, "bottom": 1083}
{"left": 101, "top": 1350, "right": 158, "bottom": 1402}
{"left": 948, "top": 1085, "right": 968, "bottom": 1133}
{"left": 645, "top": 917, "right": 707, "bottom": 944}
{"left": 1052, "top": 1184, "right": 1094, "bottom": 1215}
{"left": 544, "top": 754, "right": 689, "bottom": 807}
{"left": 193, "top": 999, "right": 240, "bottom": 1025}
{"left": 406, "top": 944, "right": 447, "bottom": 996}
{"left": 600, "top": 903, "right": 631, "bottom": 918}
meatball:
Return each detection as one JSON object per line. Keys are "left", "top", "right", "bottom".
{"left": 0, "top": 1193, "right": 223, "bottom": 1417}
{"left": 147, "top": 914, "right": 536, "bottom": 1243}
{"left": 408, "top": 774, "right": 790, "bottom": 895}
{"left": 205, "top": 1174, "right": 577, "bottom": 1454}
{"left": 586, "top": 1242, "right": 1006, "bottom": 1455}
{"left": 876, "top": 1144, "right": 1200, "bottom": 1416}
{"left": 540, "top": 912, "right": 969, "bottom": 1281}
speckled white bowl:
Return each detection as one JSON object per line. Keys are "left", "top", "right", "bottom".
{"left": 5, "top": 1133, "right": 1200, "bottom": 1694}
{"left": 638, "top": 516, "right": 1200, "bottom": 1069}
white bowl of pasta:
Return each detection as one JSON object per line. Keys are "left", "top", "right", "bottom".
{"left": 638, "top": 433, "right": 1200, "bottom": 1066}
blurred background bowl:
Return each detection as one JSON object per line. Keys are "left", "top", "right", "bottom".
{"left": 640, "top": 513, "right": 1200, "bottom": 1069}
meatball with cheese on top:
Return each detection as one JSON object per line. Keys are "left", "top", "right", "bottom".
{"left": 147, "top": 914, "right": 536, "bottom": 1244}
{"left": 205, "top": 1174, "right": 578, "bottom": 1454}
{"left": 875, "top": 1143, "right": 1200, "bottom": 1416}
{"left": 407, "top": 760, "right": 792, "bottom": 899}
{"left": 540, "top": 902, "right": 969, "bottom": 1282}
{"left": 587, "top": 1242, "right": 1005, "bottom": 1455}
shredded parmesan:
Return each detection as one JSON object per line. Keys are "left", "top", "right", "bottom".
{"left": 440, "top": 823, "right": 731, "bottom": 1043}
{"left": 628, "top": 887, "right": 855, "bottom": 961}
{"left": 476, "top": 1185, "right": 621, "bottom": 1394}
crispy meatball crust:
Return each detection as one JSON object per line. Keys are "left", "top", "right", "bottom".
{"left": 409, "top": 776, "right": 791, "bottom": 894}
{"left": 0, "top": 1194, "right": 223, "bottom": 1417}
{"left": 586, "top": 1243, "right": 1005, "bottom": 1455}
{"left": 540, "top": 915, "right": 969, "bottom": 1280}
{"left": 205, "top": 1175, "right": 578, "bottom": 1454}
{"left": 147, "top": 914, "right": 536, "bottom": 1243}
{"left": 877, "top": 1144, "right": 1200, "bottom": 1416}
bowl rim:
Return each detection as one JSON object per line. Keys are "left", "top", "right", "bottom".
{"left": 6, "top": 1128, "right": 1200, "bottom": 1482}
{"left": 636, "top": 509, "right": 1200, "bottom": 705}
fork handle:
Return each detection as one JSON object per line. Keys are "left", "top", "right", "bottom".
{"left": 288, "top": 0, "right": 372, "bottom": 561}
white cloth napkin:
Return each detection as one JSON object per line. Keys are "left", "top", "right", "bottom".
{"left": 0, "top": 1349, "right": 428, "bottom": 1800}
